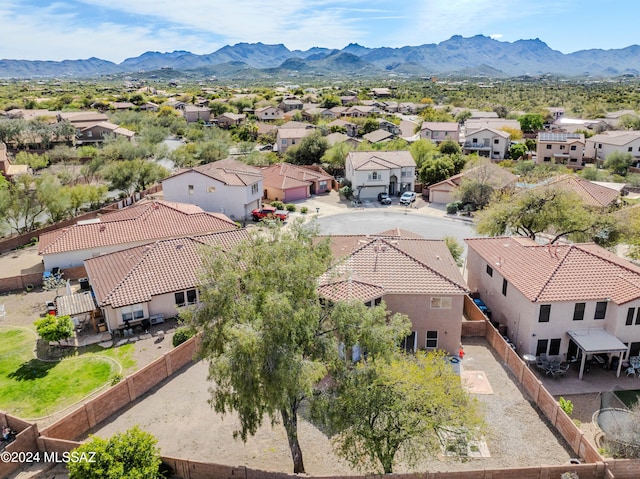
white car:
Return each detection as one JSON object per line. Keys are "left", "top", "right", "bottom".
{"left": 399, "top": 192, "right": 416, "bottom": 205}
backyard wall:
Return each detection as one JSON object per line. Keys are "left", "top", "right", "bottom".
{"left": 8, "top": 322, "right": 640, "bottom": 478}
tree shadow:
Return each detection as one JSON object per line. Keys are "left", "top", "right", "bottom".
{"left": 7, "top": 358, "right": 57, "bottom": 381}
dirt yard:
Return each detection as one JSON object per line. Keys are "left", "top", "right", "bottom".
{"left": 0, "top": 286, "right": 604, "bottom": 475}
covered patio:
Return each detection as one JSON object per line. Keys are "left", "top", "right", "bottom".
{"left": 567, "top": 329, "right": 628, "bottom": 380}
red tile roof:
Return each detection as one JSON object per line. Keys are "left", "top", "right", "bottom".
{"left": 85, "top": 230, "right": 249, "bottom": 308}
{"left": 167, "top": 158, "right": 263, "bottom": 186}
{"left": 38, "top": 200, "right": 238, "bottom": 255}
{"left": 321, "top": 234, "right": 468, "bottom": 300}
{"left": 542, "top": 175, "right": 619, "bottom": 208}
{"left": 465, "top": 237, "right": 640, "bottom": 304}
{"left": 261, "top": 163, "right": 334, "bottom": 190}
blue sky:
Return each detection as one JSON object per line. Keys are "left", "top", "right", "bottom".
{"left": 0, "top": 0, "right": 636, "bottom": 63}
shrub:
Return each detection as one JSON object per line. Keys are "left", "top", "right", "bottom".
{"left": 559, "top": 397, "right": 574, "bottom": 415}
{"left": 446, "top": 202, "right": 460, "bottom": 215}
{"left": 111, "top": 373, "right": 123, "bottom": 386}
{"left": 270, "top": 200, "right": 284, "bottom": 210}
{"left": 300, "top": 206, "right": 308, "bottom": 214}
{"left": 285, "top": 203, "right": 296, "bottom": 212}
{"left": 172, "top": 327, "right": 195, "bottom": 347}
{"left": 339, "top": 185, "right": 353, "bottom": 199}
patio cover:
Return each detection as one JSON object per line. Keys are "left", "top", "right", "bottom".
{"left": 56, "top": 291, "right": 96, "bottom": 317}
{"left": 567, "top": 329, "right": 628, "bottom": 379}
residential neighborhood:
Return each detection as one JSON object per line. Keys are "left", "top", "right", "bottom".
{"left": 3, "top": 75, "right": 640, "bottom": 479}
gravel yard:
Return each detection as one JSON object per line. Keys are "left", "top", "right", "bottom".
{"left": 85, "top": 336, "right": 578, "bottom": 475}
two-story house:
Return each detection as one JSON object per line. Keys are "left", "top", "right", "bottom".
{"left": 276, "top": 126, "right": 315, "bottom": 155}
{"left": 536, "top": 132, "right": 585, "bottom": 166}
{"left": 420, "top": 122, "right": 460, "bottom": 144}
{"left": 465, "top": 236, "right": 640, "bottom": 378}
{"left": 584, "top": 131, "right": 640, "bottom": 164}
{"left": 321, "top": 230, "right": 469, "bottom": 355}
{"left": 215, "top": 112, "right": 246, "bottom": 129}
{"left": 463, "top": 127, "right": 510, "bottom": 160}
{"left": 254, "top": 106, "right": 284, "bottom": 121}
{"left": 162, "top": 158, "right": 264, "bottom": 220}
{"left": 345, "top": 150, "right": 416, "bottom": 199}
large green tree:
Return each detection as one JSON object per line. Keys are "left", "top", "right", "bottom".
{"left": 34, "top": 315, "right": 74, "bottom": 345}
{"left": 518, "top": 113, "right": 544, "bottom": 133}
{"left": 67, "top": 426, "right": 161, "bottom": 479}
{"left": 604, "top": 151, "right": 634, "bottom": 176}
{"left": 314, "top": 351, "right": 483, "bottom": 473}
{"left": 285, "top": 130, "right": 329, "bottom": 165}
{"left": 476, "top": 186, "right": 618, "bottom": 244}
{"left": 185, "top": 222, "right": 410, "bottom": 473}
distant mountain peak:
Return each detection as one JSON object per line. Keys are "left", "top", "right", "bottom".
{"left": 1, "top": 35, "right": 639, "bottom": 78}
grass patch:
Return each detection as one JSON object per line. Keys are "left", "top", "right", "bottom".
{"left": 614, "top": 389, "right": 640, "bottom": 408}
{"left": 0, "top": 328, "right": 116, "bottom": 418}
{"left": 84, "top": 342, "right": 137, "bottom": 374}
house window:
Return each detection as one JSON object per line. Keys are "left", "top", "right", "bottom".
{"left": 486, "top": 265, "right": 493, "bottom": 277}
{"left": 401, "top": 331, "right": 417, "bottom": 353}
{"left": 186, "top": 289, "right": 197, "bottom": 304}
{"left": 175, "top": 291, "right": 185, "bottom": 306}
{"left": 539, "top": 304, "right": 551, "bottom": 323}
{"left": 544, "top": 157, "right": 551, "bottom": 162}
{"left": 546, "top": 144, "right": 552, "bottom": 149}
{"left": 472, "top": 138, "right": 478, "bottom": 143}
{"left": 573, "top": 303, "right": 585, "bottom": 321}
{"left": 595, "top": 301, "right": 607, "bottom": 320}
{"left": 494, "top": 139, "right": 499, "bottom": 144}
{"left": 635, "top": 308, "right": 640, "bottom": 325}
{"left": 188, "top": 185, "right": 194, "bottom": 195}
{"left": 501, "top": 279, "right": 508, "bottom": 296}
{"left": 627, "top": 307, "right": 636, "bottom": 326}
{"left": 598, "top": 143, "right": 602, "bottom": 149}
{"left": 121, "top": 304, "right": 144, "bottom": 323}
{"left": 431, "top": 297, "right": 452, "bottom": 309}
{"left": 629, "top": 147, "right": 634, "bottom": 152}
{"left": 536, "top": 339, "right": 549, "bottom": 356}
{"left": 374, "top": 297, "right": 382, "bottom": 306}
{"left": 251, "top": 183, "right": 259, "bottom": 194}
{"left": 426, "top": 330, "right": 438, "bottom": 349}
{"left": 570, "top": 145, "right": 577, "bottom": 151}
{"left": 560, "top": 145, "right": 565, "bottom": 150}
{"left": 281, "top": 139, "right": 287, "bottom": 145}
{"left": 319, "top": 180, "right": 328, "bottom": 190}
{"left": 549, "top": 338, "right": 561, "bottom": 356}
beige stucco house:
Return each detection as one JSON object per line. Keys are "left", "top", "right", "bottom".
{"left": 162, "top": 158, "right": 264, "bottom": 220}
{"left": 321, "top": 230, "right": 469, "bottom": 355}
{"left": 536, "top": 132, "right": 585, "bottom": 167}
{"left": 420, "top": 122, "right": 460, "bottom": 144}
{"left": 463, "top": 127, "right": 510, "bottom": 160}
{"left": 345, "top": 150, "right": 416, "bottom": 199}
{"left": 465, "top": 236, "right": 640, "bottom": 378}
{"left": 427, "top": 164, "right": 518, "bottom": 204}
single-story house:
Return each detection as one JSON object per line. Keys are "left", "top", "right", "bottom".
{"left": 362, "top": 129, "right": 394, "bottom": 144}
{"left": 215, "top": 112, "right": 246, "bottom": 129}
{"left": 84, "top": 230, "right": 250, "bottom": 333}
{"left": 261, "top": 163, "right": 334, "bottom": 202}
{"left": 162, "top": 158, "right": 264, "bottom": 220}
{"left": 427, "top": 164, "right": 518, "bottom": 204}
{"left": 38, "top": 200, "right": 238, "bottom": 271}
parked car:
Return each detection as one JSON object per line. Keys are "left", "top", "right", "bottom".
{"left": 251, "top": 205, "right": 289, "bottom": 222}
{"left": 399, "top": 191, "right": 417, "bottom": 205}
{"left": 377, "top": 192, "right": 392, "bottom": 205}
{"left": 473, "top": 297, "right": 492, "bottom": 318}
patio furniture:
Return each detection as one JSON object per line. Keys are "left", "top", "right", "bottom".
{"left": 552, "top": 364, "right": 570, "bottom": 378}
{"left": 626, "top": 367, "right": 636, "bottom": 377}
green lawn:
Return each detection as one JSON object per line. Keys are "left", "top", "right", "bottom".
{"left": 614, "top": 389, "right": 640, "bottom": 409}
{"left": 0, "top": 328, "right": 119, "bottom": 418}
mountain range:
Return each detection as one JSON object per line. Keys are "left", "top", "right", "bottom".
{"left": 2, "top": 35, "right": 640, "bottom": 79}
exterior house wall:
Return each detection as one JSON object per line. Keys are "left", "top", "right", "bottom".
{"left": 263, "top": 185, "right": 308, "bottom": 202}
{"left": 421, "top": 129, "right": 459, "bottom": 143}
{"left": 585, "top": 138, "right": 640, "bottom": 162}
{"left": 537, "top": 140, "right": 585, "bottom": 165}
{"left": 276, "top": 131, "right": 310, "bottom": 155}
{"left": 383, "top": 293, "right": 463, "bottom": 355}
{"left": 45, "top": 241, "right": 158, "bottom": 271}
{"left": 346, "top": 164, "right": 415, "bottom": 199}
{"left": 162, "top": 171, "right": 262, "bottom": 221}
{"left": 429, "top": 184, "right": 456, "bottom": 204}
{"left": 467, "top": 248, "right": 639, "bottom": 358}
{"left": 183, "top": 108, "right": 211, "bottom": 124}
{"left": 464, "top": 129, "right": 510, "bottom": 160}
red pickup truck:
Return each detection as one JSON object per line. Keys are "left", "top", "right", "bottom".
{"left": 251, "top": 205, "right": 289, "bottom": 222}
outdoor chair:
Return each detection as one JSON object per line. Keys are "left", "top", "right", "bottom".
{"left": 552, "top": 364, "right": 570, "bottom": 378}
{"left": 626, "top": 367, "right": 636, "bottom": 377}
